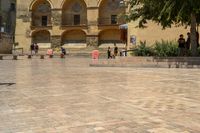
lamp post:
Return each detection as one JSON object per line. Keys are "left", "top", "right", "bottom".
{"left": 119, "top": 0, "right": 125, "bottom": 7}
{"left": 119, "top": 0, "right": 128, "bottom": 8}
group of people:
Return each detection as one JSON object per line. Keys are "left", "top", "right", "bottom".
{"left": 178, "top": 32, "right": 199, "bottom": 56}
{"left": 107, "top": 44, "right": 127, "bottom": 59}
{"left": 30, "top": 43, "right": 67, "bottom": 56}
{"left": 30, "top": 43, "right": 39, "bottom": 55}
{"left": 107, "top": 45, "right": 118, "bottom": 59}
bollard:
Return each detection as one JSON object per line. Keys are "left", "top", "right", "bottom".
{"left": 60, "top": 54, "right": 65, "bottom": 58}
{"left": 49, "top": 55, "right": 53, "bottom": 58}
{"left": 40, "top": 55, "right": 44, "bottom": 59}
{"left": 0, "top": 56, "right": 3, "bottom": 60}
{"left": 13, "top": 55, "right": 18, "bottom": 60}
{"left": 28, "top": 55, "right": 32, "bottom": 59}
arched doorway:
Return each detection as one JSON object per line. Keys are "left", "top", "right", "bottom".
{"left": 99, "top": 0, "right": 125, "bottom": 25}
{"left": 62, "top": 0, "right": 87, "bottom": 26}
{"left": 32, "top": 30, "right": 51, "bottom": 48}
{"left": 61, "top": 30, "right": 87, "bottom": 48}
{"left": 99, "top": 29, "right": 124, "bottom": 47}
{"left": 31, "top": 0, "right": 52, "bottom": 27}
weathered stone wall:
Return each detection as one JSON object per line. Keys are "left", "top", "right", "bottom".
{"left": 0, "top": 33, "right": 13, "bottom": 54}
{"left": 51, "top": 36, "right": 61, "bottom": 48}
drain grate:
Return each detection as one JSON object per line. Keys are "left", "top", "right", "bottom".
{"left": 0, "top": 83, "right": 16, "bottom": 86}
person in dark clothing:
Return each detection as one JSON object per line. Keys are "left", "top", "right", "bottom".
{"left": 178, "top": 34, "right": 186, "bottom": 56}
{"left": 186, "top": 32, "right": 191, "bottom": 55}
{"left": 197, "top": 32, "right": 199, "bottom": 48}
{"left": 34, "top": 43, "right": 39, "bottom": 54}
{"left": 61, "top": 47, "right": 66, "bottom": 55}
{"left": 107, "top": 47, "right": 112, "bottom": 59}
{"left": 114, "top": 44, "right": 118, "bottom": 57}
{"left": 30, "top": 43, "right": 35, "bottom": 55}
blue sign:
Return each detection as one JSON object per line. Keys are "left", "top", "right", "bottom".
{"left": 130, "top": 35, "right": 136, "bottom": 45}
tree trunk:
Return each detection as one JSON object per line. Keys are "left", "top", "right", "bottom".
{"left": 190, "top": 13, "right": 198, "bottom": 56}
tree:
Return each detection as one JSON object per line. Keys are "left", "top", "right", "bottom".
{"left": 127, "top": 0, "right": 200, "bottom": 56}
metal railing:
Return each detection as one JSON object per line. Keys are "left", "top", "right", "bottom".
{"left": 99, "top": 40, "right": 123, "bottom": 44}
{"left": 31, "top": 21, "right": 52, "bottom": 28}
{"left": 62, "top": 40, "right": 86, "bottom": 44}
{"left": 62, "top": 19, "right": 88, "bottom": 26}
{"left": 98, "top": 18, "right": 125, "bottom": 25}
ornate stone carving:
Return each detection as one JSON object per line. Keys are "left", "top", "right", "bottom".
{"left": 25, "top": 29, "right": 31, "bottom": 38}
{"left": 87, "top": 36, "right": 98, "bottom": 47}
{"left": 72, "top": 2, "right": 82, "bottom": 13}
{"left": 37, "top": 3, "right": 51, "bottom": 13}
{"left": 106, "top": 0, "right": 121, "bottom": 10}
{"left": 51, "top": 36, "right": 61, "bottom": 48}
{"left": 52, "top": 11, "right": 61, "bottom": 26}
{"left": 17, "top": 11, "right": 31, "bottom": 22}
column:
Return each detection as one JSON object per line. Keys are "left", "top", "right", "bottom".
{"left": 86, "top": 7, "right": 99, "bottom": 47}
{"left": 51, "top": 35, "right": 61, "bottom": 48}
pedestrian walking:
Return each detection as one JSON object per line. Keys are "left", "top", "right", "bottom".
{"left": 61, "top": 47, "right": 66, "bottom": 55}
{"left": 30, "top": 43, "right": 35, "bottom": 55}
{"left": 107, "top": 47, "right": 112, "bottom": 59}
{"left": 114, "top": 43, "right": 118, "bottom": 57}
{"left": 34, "top": 43, "right": 39, "bottom": 54}
{"left": 178, "top": 34, "right": 186, "bottom": 56}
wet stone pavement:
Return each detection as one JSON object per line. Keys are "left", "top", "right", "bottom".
{"left": 0, "top": 57, "right": 200, "bottom": 133}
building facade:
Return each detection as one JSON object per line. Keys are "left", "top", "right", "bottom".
{"left": 0, "top": 0, "right": 16, "bottom": 54}
{"left": 16, "top": 0, "right": 194, "bottom": 52}
{"left": 16, "top": 0, "right": 127, "bottom": 51}
{"left": 0, "top": 0, "right": 16, "bottom": 34}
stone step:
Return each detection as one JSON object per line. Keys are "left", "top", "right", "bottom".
{"left": 90, "top": 61, "right": 200, "bottom": 68}
{"left": 90, "top": 57, "right": 200, "bottom": 68}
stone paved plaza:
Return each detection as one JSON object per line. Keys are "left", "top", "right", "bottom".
{"left": 0, "top": 57, "right": 200, "bottom": 133}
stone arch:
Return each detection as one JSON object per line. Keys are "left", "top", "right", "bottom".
{"left": 61, "top": 0, "right": 87, "bottom": 26}
{"left": 61, "top": 0, "right": 87, "bottom": 8}
{"left": 29, "top": 0, "right": 53, "bottom": 10}
{"left": 99, "top": 29, "right": 123, "bottom": 46}
{"left": 61, "top": 29, "right": 86, "bottom": 44}
{"left": 32, "top": 30, "right": 51, "bottom": 43}
{"left": 98, "top": 0, "right": 125, "bottom": 25}
{"left": 30, "top": 0, "right": 52, "bottom": 27}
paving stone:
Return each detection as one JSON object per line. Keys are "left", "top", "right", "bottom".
{"left": 0, "top": 57, "right": 200, "bottom": 132}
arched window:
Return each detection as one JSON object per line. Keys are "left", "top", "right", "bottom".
{"left": 62, "top": 0, "right": 87, "bottom": 26}
{"left": 99, "top": 0, "right": 125, "bottom": 25}
{"left": 31, "top": 0, "right": 52, "bottom": 27}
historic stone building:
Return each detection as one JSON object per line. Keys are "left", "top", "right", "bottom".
{"left": 0, "top": 0, "right": 16, "bottom": 34}
{"left": 15, "top": 0, "right": 193, "bottom": 52}
{"left": 15, "top": 0, "right": 127, "bottom": 51}
{"left": 0, "top": 0, "right": 16, "bottom": 54}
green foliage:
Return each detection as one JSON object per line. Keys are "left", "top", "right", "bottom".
{"left": 133, "top": 40, "right": 179, "bottom": 57}
{"left": 127, "top": 0, "right": 200, "bottom": 28}
{"left": 133, "top": 41, "right": 154, "bottom": 56}
{"left": 154, "top": 40, "right": 178, "bottom": 57}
